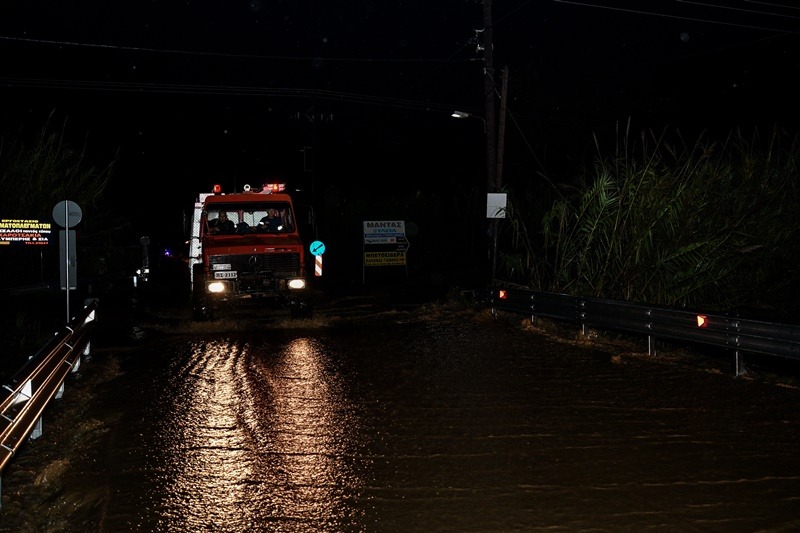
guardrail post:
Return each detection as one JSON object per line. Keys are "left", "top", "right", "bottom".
{"left": 529, "top": 293, "right": 537, "bottom": 325}
{"left": 71, "top": 298, "right": 97, "bottom": 374}
{"left": 55, "top": 376, "right": 66, "bottom": 399}
{"left": 729, "top": 321, "right": 747, "bottom": 377}
{"left": 579, "top": 300, "right": 587, "bottom": 337}
{"left": 31, "top": 417, "right": 43, "bottom": 440}
{"left": 735, "top": 350, "right": 746, "bottom": 377}
{"left": 9, "top": 380, "right": 32, "bottom": 407}
{"left": 648, "top": 336, "right": 656, "bottom": 356}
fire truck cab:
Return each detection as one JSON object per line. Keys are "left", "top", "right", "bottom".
{"left": 189, "top": 182, "right": 312, "bottom": 320}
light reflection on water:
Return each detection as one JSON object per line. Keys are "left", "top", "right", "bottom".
{"left": 153, "top": 336, "right": 362, "bottom": 531}
{"left": 156, "top": 341, "right": 258, "bottom": 530}
{"left": 252, "top": 337, "right": 362, "bottom": 528}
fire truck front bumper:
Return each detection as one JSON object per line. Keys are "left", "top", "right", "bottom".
{"left": 204, "top": 277, "right": 307, "bottom": 299}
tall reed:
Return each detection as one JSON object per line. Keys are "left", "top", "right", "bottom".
{"left": 501, "top": 123, "right": 800, "bottom": 315}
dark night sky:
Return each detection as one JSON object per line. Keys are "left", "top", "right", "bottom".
{"left": 2, "top": 0, "right": 799, "bottom": 241}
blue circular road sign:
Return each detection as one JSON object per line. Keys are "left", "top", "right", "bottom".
{"left": 310, "top": 240, "right": 326, "bottom": 256}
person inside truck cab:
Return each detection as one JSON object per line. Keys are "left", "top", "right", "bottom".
{"left": 258, "top": 209, "right": 284, "bottom": 232}
{"left": 209, "top": 211, "right": 236, "bottom": 234}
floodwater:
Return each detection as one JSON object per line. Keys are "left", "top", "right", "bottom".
{"left": 2, "top": 298, "right": 800, "bottom": 531}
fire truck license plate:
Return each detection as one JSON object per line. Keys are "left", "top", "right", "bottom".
{"left": 214, "top": 271, "right": 237, "bottom": 279}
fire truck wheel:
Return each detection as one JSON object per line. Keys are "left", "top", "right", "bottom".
{"left": 192, "top": 305, "right": 213, "bottom": 321}
{"left": 290, "top": 300, "right": 313, "bottom": 319}
{"left": 192, "top": 264, "right": 212, "bottom": 321}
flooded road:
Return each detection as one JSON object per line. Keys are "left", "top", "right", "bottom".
{"left": 2, "top": 298, "right": 800, "bottom": 531}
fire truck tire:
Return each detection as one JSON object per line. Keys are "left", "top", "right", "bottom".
{"left": 290, "top": 300, "right": 313, "bottom": 319}
{"left": 192, "top": 264, "right": 212, "bottom": 321}
{"left": 193, "top": 304, "right": 213, "bottom": 321}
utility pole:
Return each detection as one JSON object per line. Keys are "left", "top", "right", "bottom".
{"left": 483, "top": 0, "right": 497, "bottom": 194}
{"left": 496, "top": 65, "right": 508, "bottom": 188}
{"left": 483, "top": 0, "right": 510, "bottom": 284}
{"left": 483, "top": 0, "right": 497, "bottom": 283}
{"left": 490, "top": 65, "right": 509, "bottom": 283}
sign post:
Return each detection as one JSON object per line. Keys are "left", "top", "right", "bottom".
{"left": 52, "top": 201, "right": 82, "bottom": 322}
{"left": 486, "top": 193, "right": 507, "bottom": 283}
{"left": 310, "top": 240, "right": 325, "bottom": 277}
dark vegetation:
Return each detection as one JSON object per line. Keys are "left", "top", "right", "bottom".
{"left": 499, "top": 122, "right": 800, "bottom": 322}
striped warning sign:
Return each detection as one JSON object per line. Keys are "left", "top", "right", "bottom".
{"left": 315, "top": 255, "right": 323, "bottom": 276}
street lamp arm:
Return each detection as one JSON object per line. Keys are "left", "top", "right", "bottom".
{"left": 450, "top": 110, "right": 487, "bottom": 132}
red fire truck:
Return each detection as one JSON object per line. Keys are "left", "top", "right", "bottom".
{"left": 188, "top": 183, "right": 313, "bottom": 320}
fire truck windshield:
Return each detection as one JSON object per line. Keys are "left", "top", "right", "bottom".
{"left": 206, "top": 202, "right": 294, "bottom": 234}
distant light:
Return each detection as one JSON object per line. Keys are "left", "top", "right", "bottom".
{"left": 498, "top": 289, "right": 507, "bottom": 299}
{"left": 696, "top": 315, "right": 708, "bottom": 328}
{"left": 213, "top": 184, "right": 222, "bottom": 194}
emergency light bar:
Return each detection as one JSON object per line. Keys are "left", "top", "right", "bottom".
{"left": 212, "top": 183, "right": 286, "bottom": 194}
{"left": 249, "top": 183, "right": 286, "bottom": 193}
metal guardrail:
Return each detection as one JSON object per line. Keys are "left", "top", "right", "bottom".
{"left": 487, "top": 288, "right": 800, "bottom": 376}
{"left": 0, "top": 299, "right": 98, "bottom": 509}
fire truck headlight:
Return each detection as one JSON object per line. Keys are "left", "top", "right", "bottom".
{"left": 207, "top": 281, "right": 227, "bottom": 294}
{"left": 288, "top": 278, "right": 306, "bottom": 290}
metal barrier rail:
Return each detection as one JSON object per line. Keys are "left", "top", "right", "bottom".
{"left": 488, "top": 288, "right": 800, "bottom": 376}
{"left": 0, "top": 299, "right": 98, "bottom": 508}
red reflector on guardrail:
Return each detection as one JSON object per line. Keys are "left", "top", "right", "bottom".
{"left": 498, "top": 290, "right": 507, "bottom": 299}
{"left": 697, "top": 314, "right": 708, "bottom": 328}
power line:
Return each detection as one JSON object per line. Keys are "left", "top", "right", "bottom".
{"left": 0, "top": 32, "right": 479, "bottom": 112}
{"left": 495, "top": 0, "right": 535, "bottom": 26}
{"left": 744, "top": 0, "right": 800, "bottom": 11}
{"left": 676, "top": 0, "right": 800, "bottom": 20}
{"left": 0, "top": 34, "right": 470, "bottom": 64}
{"left": 0, "top": 76, "right": 461, "bottom": 113}
{"left": 506, "top": 105, "right": 546, "bottom": 174}
{"left": 551, "top": 0, "right": 796, "bottom": 32}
